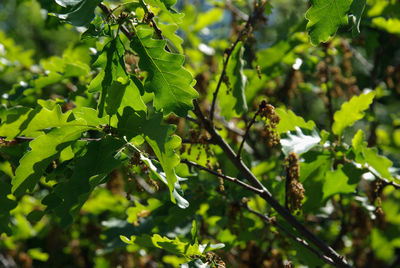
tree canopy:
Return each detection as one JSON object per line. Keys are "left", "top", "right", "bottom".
{"left": 0, "top": 0, "right": 400, "bottom": 267}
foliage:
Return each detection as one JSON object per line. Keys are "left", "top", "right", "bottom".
{"left": 0, "top": 0, "right": 400, "bottom": 267}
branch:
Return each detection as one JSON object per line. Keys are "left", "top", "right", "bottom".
{"left": 193, "top": 100, "right": 350, "bottom": 267}
{"left": 209, "top": 37, "right": 241, "bottom": 122}
{"left": 209, "top": 3, "right": 266, "bottom": 122}
{"left": 242, "top": 204, "right": 337, "bottom": 267}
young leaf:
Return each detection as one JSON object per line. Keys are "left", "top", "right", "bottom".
{"left": 158, "top": 23, "right": 184, "bottom": 54}
{"left": 12, "top": 123, "right": 90, "bottom": 197}
{"left": 332, "top": 91, "right": 375, "bottom": 136}
{"left": 276, "top": 108, "right": 316, "bottom": 134}
{"left": 225, "top": 41, "right": 247, "bottom": 115}
{"left": 305, "top": 0, "right": 353, "bottom": 45}
{"left": 133, "top": 234, "right": 202, "bottom": 257}
{"left": 130, "top": 26, "right": 198, "bottom": 116}
{"left": 118, "top": 107, "right": 182, "bottom": 202}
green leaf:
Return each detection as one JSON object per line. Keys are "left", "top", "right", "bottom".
{"left": 305, "top": 0, "right": 353, "bottom": 45}
{"left": 190, "top": 220, "right": 198, "bottom": 244}
{"left": 43, "top": 137, "right": 124, "bottom": 227}
{"left": 133, "top": 234, "right": 202, "bottom": 257}
{"left": 372, "top": 17, "right": 400, "bottom": 34}
{"left": 91, "top": 37, "right": 131, "bottom": 117}
{"left": 349, "top": 0, "right": 366, "bottom": 37}
{"left": 72, "top": 107, "right": 109, "bottom": 126}
{"left": 118, "top": 107, "right": 182, "bottom": 202}
{"left": 130, "top": 26, "right": 198, "bottom": 116}
{"left": 12, "top": 123, "right": 90, "bottom": 197}
{"left": 158, "top": 23, "right": 184, "bottom": 54}
{"left": 0, "top": 180, "right": 17, "bottom": 235}
{"left": 192, "top": 8, "right": 223, "bottom": 32}
{"left": 141, "top": 156, "right": 189, "bottom": 208}
{"left": 276, "top": 108, "right": 316, "bottom": 134}
{"left": 54, "top": 0, "right": 102, "bottom": 26}
{"left": 332, "top": 91, "right": 375, "bottom": 136}
{"left": 146, "top": 0, "right": 184, "bottom": 23}
{"left": 225, "top": 41, "right": 247, "bottom": 115}
{"left": 351, "top": 129, "right": 394, "bottom": 181}
{"left": 281, "top": 127, "right": 321, "bottom": 156}
{"left": 322, "top": 163, "right": 362, "bottom": 200}
{"left": 300, "top": 151, "right": 332, "bottom": 213}
{"left": 0, "top": 105, "right": 73, "bottom": 140}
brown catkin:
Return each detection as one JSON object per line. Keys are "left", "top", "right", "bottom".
{"left": 285, "top": 152, "right": 305, "bottom": 213}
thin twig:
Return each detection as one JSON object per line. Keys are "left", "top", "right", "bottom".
{"left": 209, "top": 3, "right": 266, "bottom": 122}
{"left": 185, "top": 115, "right": 200, "bottom": 125}
{"left": 243, "top": 204, "right": 337, "bottom": 267}
{"left": 180, "top": 159, "right": 263, "bottom": 195}
{"left": 193, "top": 100, "right": 351, "bottom": 267}
{"left": 226, "top": 0, "right": 249, "bottom": 21}
{"left": 237, "top": 109, "right": 260, "bottom": 159}
{"left": 209, "top": 22, "right": 248, "bottom": 122}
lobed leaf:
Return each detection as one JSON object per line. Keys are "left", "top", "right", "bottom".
{"left": 54, "top": 0, "right": 102, "bottom": 26}
{"left": 332, "top": 91, "right": 375, "bottom": 136}
{"left": 223, "top": 41, "right": 247, "bottom": 116}
{"left": 0, "top": 105, "right": 73, "bottom": 140}
{"left": 89, "top": 37, "right": 135, "bottom": 117}
{"left": 42, "top": 137, "right": 124, "bottom": 227}
{"left": 351, "top": 129, "right": 394, "bottom": 181}
{"left": 130, "top": 26, "right": 198, "bottom": 117}
{"left": 118, "top": 107, "right": 182, "bottom": 203}
{"left": 322, "top": 163, "right": 363, "bottom": 200}
{"left": 281, "top": 127, "right": 321, "bottom": 156}
{"left": 305, "top": 0, "right": 353, "bottom": 45}
{"left": 276, "top": 108, "right": 316, "bottom": 134}
{"left": 12, "top": 123, "right": 90, "bottom": 197}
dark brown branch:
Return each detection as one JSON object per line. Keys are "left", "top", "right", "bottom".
{"left": 193, "top": 100, "right": 350, "bottom": 267}
{"left": 243, "top": 204, "right": 337, "bottom": 267}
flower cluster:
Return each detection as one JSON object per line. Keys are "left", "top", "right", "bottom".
{"left": 285, "top": 152, "right": 305, "bottom": 213}
{"left": 259, "top": 101, "right": 280, "bottom": 147}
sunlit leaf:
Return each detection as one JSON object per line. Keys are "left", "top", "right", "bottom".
{"left": 332, "top": 91, "right": 375, "bottom": 136}
{"left": 130, "top": 26, "right": 198, "bottom": 116}
{"left": 276, "top": 108, "right": 316, "bottom": 134}
{"left": 305, "top": 0, "right": 353, "bottom": 45}
{"left": 54, "top": 0, "right": 102, "bottom": 26}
